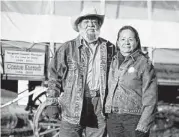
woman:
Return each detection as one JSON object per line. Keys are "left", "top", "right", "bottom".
{"left": 105, "top": 25, "right": 158, "bottom": 137}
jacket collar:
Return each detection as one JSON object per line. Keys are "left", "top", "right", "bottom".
{"left": 122, "top": 49, "right": 141, "bottom": 62}
{"left": 76, "top": 35, "right": 105, "bottom": 49}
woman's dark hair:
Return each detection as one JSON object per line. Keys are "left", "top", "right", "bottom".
{"left": 116, "top": 25, "right": 141, "bottom": 50}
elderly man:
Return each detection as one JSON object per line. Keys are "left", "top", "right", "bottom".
{"left": 47, "top": 7, "right": 115, "bottom": 137}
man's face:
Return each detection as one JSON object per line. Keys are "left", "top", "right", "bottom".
{"left": 78, "top": 17, "right": 101, "bottom": 43}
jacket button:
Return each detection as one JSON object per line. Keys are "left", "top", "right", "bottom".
{"left": 75, "top": 113, "right": 78, "bottom": 117}
{"left": 76, "top": 96, "right": 80, "bottom": 100}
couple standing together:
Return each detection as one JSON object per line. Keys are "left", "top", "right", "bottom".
{"left": 46, "top": 6, "right": 158, "bottom": 137}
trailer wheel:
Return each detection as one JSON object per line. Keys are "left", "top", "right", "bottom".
{"left": 33, "top": 101, "right": 61, "bottom": 137}
{"left": 32, "top": 91, "right": 47, "bottom": 108}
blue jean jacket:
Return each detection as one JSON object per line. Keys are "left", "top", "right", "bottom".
{"left": 47, "top": 36, "right": 115, "bottom": 124}
{"left": 105, "top": 50, "right": 158, "bottom": 132}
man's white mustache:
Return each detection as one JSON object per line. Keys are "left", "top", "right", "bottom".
{"left": 86, "top": 28, "right": 97, "bottom": 31}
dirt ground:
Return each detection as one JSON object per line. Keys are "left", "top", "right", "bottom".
{"left": 1, "top": 89, "right": 179, "bottom": 137}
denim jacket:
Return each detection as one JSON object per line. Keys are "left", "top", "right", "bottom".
{"left": 105, "top": 50, "right": 158, "bottom": 132}
{"left": 47, "top": 36, "right": 115, "bottom": 124}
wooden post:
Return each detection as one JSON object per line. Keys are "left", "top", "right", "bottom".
{"left": 17, "top": 80, "right": 29, "bottom": 105}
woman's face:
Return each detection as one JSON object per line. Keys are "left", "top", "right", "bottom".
{"left": 117, "top": 29, "right": 138, "bottom": 56}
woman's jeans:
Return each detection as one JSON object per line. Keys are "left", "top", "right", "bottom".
{"left": 107, "top": 113, "right": 149, "bottom": 137}
{"left": 58, "top": 96, "right": 106, "bottom": 137}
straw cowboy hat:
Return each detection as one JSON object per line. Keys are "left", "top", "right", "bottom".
{"left": 71, "top": 7, "right": 105, "bottom": 32}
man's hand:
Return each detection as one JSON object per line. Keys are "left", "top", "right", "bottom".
{"left": 44, "top": 105, "right": 61, "bottom": 120}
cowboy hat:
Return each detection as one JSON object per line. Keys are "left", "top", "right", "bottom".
{"left": 71, "top": 7, "right": 105, "bottom": 32}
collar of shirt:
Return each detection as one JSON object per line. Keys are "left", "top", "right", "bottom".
{"left": 79, "top": 36, "right": 100, "bottom": 55}
{"left": 77, "top": 35, "right": 98, "bottom": 47}
{"left": 123, "top": 49, "right": 141, "bottom": 62}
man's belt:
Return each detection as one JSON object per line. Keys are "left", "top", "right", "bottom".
{"left": 84, "top": 89, "right": 100, "bottom": 97}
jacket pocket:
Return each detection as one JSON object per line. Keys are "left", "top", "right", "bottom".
{"left": 65, "top": 61, "right": 77, "bottom": 88}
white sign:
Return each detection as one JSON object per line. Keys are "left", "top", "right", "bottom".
{"left": 5, "top": 50, "right": 45, "bottom": 64}
{"left": 4, "top": 50, "right": 45, "bottom": 76}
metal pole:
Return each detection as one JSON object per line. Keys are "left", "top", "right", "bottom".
{"left": 116, "top": 1, "right": 120, "bottom": 19}
{"left": 100, "top": 0, "right": 105, "bottom": 15}
{"left": 49, "top": 0, "right": 55, "bottom": 56}
{"left": 147, "top": 0, "right": 154, "bottom": 58}
{"left": 0, "top": 88, "right": 45, "bottom": 108}
{"left": 48, "top": 0, "right": 55, "bottom": 78}
{"left": 147, "top": 0, "right": 152, "bottom": 20}
{"left": 49, "top": 0, "right": 55, "bottom": 53}
{"left": 80, "top": 0, "right": 84, "bottom": 12}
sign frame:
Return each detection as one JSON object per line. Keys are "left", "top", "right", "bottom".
{"left": 1, "top": 42, "right": 49, "bottom": 81}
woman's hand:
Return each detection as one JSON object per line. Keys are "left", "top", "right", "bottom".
{"left": 135, "top": 130, "right": 149, "bottom": 137}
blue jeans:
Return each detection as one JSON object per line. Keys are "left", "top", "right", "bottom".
{"left": 58, "top": 97, "right": 106, "bottom": 137}
{"left": 107, "top": 113, "right": 149, "bottom": 137}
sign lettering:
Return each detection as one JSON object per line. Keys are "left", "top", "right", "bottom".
{"left": 4, "top": 50, "right": 45, "bottom": 76}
